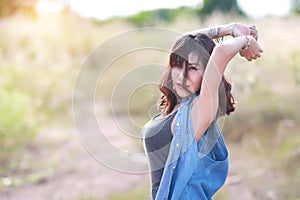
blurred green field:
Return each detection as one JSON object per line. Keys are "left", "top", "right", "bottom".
{"left": 0, "top": 11, "right": 300, "bottom": 199}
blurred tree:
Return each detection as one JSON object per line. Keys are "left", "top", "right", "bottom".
{"left": 0, "top": 0, "right": 37, "bottom": 17}
{"left": 127, "top": 7, "right": 195, "bottom": 27}
{"left": 198, "top": 0, "right": 245, "bottom": 17}
{"left": 291, "top": 0, "right": 300, "bottom": 14}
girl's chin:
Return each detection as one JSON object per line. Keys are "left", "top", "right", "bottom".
{"left": 175, "top": 89, "right": 193, "bottom": 98}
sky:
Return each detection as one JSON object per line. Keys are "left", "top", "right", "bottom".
{"left": 36, "top": 0, "right": 292, "bottom": 20}
{"left": 69, "top": 0, "right": 291, "bottom": 19}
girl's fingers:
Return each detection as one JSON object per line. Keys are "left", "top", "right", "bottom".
{"left": 249, "top": 25, "right": 258, "bottom": 40}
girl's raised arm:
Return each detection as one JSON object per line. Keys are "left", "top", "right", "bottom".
{"left": 192, "top": 35, "right": 263, "bottom": 142}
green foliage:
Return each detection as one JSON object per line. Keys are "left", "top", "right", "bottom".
{"left": 0, "top": 11, "right": 299, "bottom": 199}
{"left": 0, "top": 167, "right": 54, "bottom": 188}
{"left": 0, "top": 68, "right": 38, "bottom": 167}
{"left": 199, "top": 0, "right": 245, "bottom": 17}
{"left": 291, "top": 0, "right": 300, "bottom": 14}
{"left": 127, "top": 7, "right": 196, "bottom": 27}
{"left": 107, "top": 186, "right": 149, "bottom": 200}
{"left": 289, "top": 48, "right": 300, "bottom": 85}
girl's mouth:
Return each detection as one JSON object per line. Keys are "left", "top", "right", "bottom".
{"left": 176, "top": 83, "right": 190, "bottom": 92}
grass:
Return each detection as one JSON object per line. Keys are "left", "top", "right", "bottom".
{"left": 106, "top": 186, "right": 149, "bottom": 200}
{"left": 0, "top": 11, "right": 300, "bottom": 199}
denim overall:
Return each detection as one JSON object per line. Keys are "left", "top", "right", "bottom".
{"left": 155, "top": 96, "right": 229, "bottom": 200}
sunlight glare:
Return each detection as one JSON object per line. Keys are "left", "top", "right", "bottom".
{"left": 35, "top": 0, "right": 65, "bottom": 15}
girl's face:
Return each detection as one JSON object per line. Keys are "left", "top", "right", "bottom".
{"left": 171, "top": 52, "right": 204, "bottom": 98}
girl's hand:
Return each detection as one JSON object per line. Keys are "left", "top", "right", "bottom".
{"left": 232, "top": 23, "right": 258, "bottom": 40}
{"left": 239, "top": 36, "right": 264, "bottom": 61}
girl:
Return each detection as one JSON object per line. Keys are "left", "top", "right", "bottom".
{"left": 142, "top": 22, "right": 263, "bottom": 200}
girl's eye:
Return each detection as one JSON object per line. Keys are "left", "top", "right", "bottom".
{"left": 173, "top": 64, "right": 181, "bottom": 68}
{"left": 189, "top": 66, "right": 198, "bottom": 71}
{"left": 172, "top": 61, "right": 181, "bottom": 68}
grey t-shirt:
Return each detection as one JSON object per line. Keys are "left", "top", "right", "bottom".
{"left": 141, "top": 111, "right": 177, "bottom": 200}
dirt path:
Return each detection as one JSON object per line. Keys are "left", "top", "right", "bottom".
{"left": 1, "top": 120, "right": 150, "bottom": 200}
{"left": 1, "top": 105, "right": 274, "bottom": 200}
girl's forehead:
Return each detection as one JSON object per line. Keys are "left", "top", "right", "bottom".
{"left": 188, "top": 52, "right": 201, "bottom": 63}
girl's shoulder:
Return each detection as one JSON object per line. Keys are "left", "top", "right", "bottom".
{"left": 141, "top": 111, "right": 177, "bottom": 139}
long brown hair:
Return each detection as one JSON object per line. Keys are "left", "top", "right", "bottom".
{"left": 157, "top": 33, "right": 235, "bottom": 116}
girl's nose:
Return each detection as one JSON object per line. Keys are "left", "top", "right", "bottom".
{"left": 178, "top": 67, "right": 185, "bottom": 81}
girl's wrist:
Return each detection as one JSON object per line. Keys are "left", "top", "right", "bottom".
{"left": 220, "top": 23, "right": 235, "bottom": 37}
{"left": 231, "top": 22, "right": 237, "bottom": 37}
{"left": 241, "top": 35, "right": 251, "bottom": 51}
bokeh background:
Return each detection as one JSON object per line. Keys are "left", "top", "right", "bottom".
{"left": 1, "top": 0, "right": 300, "bottom": 199}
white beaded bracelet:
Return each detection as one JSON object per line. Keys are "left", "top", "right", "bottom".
{"left": 242, "top": 35, "right": 250, "bottom": 51}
